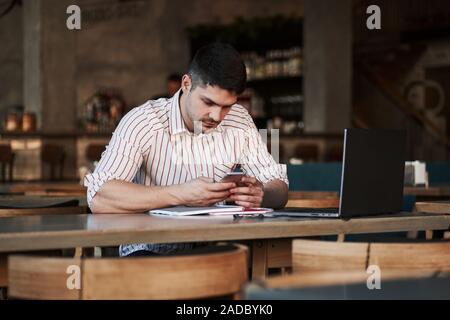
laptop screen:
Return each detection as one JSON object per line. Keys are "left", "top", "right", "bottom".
{"left": 339, "top": 129, "right": 406, "bottom": 217}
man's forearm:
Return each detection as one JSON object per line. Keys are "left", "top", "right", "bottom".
{"left": 91, "top": 180, "right": 180, "bottom": 214}
{"left": 261, "top": 179, "right": 288, "bottom": 209}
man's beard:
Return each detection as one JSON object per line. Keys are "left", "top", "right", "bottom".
{"left": 186, "top": 98, "right": 219, "bottom": 133}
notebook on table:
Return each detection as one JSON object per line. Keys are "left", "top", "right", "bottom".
{"left": 149, "top": 205, "right": 273, "bottom": 216}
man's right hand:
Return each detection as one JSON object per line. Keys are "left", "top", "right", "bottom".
{"left": 171, "top": 177, "right": 236, "bottom": 207}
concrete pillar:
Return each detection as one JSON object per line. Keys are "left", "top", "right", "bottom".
{"left": 23, "top": 0, "right": 42, "bottom": 128}
{"left": 23, "top": 0, "right": 78, "bottom": 179}
{"left": 303, "top": 0, "right": 352, "bottom": 133}
{"left": 23, "top": 0, "right": 77, "bottom": 133}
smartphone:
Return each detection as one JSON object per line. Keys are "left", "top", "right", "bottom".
{"left": 220, "top": 172, "right": 245, "bottom": 184}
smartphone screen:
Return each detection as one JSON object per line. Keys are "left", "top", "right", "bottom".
{"left": 220, "top": 172, "right": 245, "bottom": 184}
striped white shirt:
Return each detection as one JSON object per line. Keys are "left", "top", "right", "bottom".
{"left": 84, "top": 89, "right": 288, "bottom": 256}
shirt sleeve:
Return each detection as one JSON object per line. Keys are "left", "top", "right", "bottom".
{"left": 84, "top": 107, "right": 151, "bottom": 209}
{"left": 240, "top": 115, "right": 289, "bottom": 186}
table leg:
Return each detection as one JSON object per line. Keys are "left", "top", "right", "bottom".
{"left": 251, "top": 240, "right": 268, "bottom": 280}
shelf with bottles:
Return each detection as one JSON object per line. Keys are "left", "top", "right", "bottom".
{"left": 238, "top": 88, "right": 303, "bottom": 134}
{"left": 242, "top": 47, "right": 302, "bottom": 83}
{"left": 79, "top": 89, "right": 127, "bottom": 134}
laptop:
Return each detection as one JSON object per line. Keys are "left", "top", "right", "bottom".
{"left": 276, "top": 128, "right": 407, "bottom": 218}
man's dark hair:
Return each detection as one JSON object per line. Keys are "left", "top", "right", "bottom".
{"left": 188, "top": 43, "right": 247, "bottom": 95}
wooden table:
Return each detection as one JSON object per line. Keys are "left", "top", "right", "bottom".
{"left": 404, "top": 186, "right": 450, "bottom": 201}
{"left": 413, "top": 201, "right": 450, "bottom": 240}
{"left": 0, "top": 182, "right": 86, "bottom": 196}
{"left": 0, "top": 195, "right": 88, "bottom": 217}
{"left": 288, "top": 191, "right": 338, "bottom": 200}
{"left": 0, "top": 212, "right": 448, "bottom": 279}
{"left": 415, "top": 200, "right": 450, "bottom": 214}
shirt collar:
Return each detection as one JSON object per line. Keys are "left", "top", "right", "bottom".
{"left": 168, "top": 89, "right": 189, "bottom": 136}
{"left": 168, "top": 89, "right": 225, "bottom": 137}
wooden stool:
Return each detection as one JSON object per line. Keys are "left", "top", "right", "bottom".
{"left": 7, "top": 243, "right": 248, "bottom": 300}
{"left": 41, "top": 145, "right": 65, "bottom": 180}
{"left": 0, "top": 145, "right": 14, "bottom": 182}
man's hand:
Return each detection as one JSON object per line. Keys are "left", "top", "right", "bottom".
{"left": 228, "top": 176, "right": 264, "bottom": 208}
{"left": 172, "top": 177, "right": 235, "bottom": 207}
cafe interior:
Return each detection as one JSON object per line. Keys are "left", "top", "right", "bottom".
{"left": 0, "top": 0, "right": 449, "bottom": 301}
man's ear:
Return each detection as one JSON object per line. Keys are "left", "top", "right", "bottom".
{"left": 181, "top": 74, "right": 191, "bottom": 93}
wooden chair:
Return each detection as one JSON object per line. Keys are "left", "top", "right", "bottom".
{"left": 294, "top": 144, "right": 319, "bottom": 162}
{"left": 247, "top": 239, "right": 450, "bottom": 298}
{"left": 247, "top": 269, "right": 438, "bottom": 291}
{"left": 86, "top": 144, "right": 105, "bottom": 163}
{"left": 41, "top": 145, "right": 65, "bottom": 180}
{"left": 265, "top": 198, "right": 340, "bottom": 273}
{"left": 325, "top": 145, "right": 343, "bottom": 162}
{"left": 0, "top": 199, "right": 88, "bottom": 294}
{"left": 0, "top": 145, "right": 14, "bottom": 182}
{"left": 7, "top": 244, "right": 248, "bottom": 300}
{"left": 409, "top": 201, "right": 450, "bottom": 240}
{"left": 292, "top": 239, "right": 369, "bottom": 273}
{"left": 369, "top": 242, "right": 450, "bottom": 271}
{"left": 292, "top": 239, "right": 450, "bottom": 273}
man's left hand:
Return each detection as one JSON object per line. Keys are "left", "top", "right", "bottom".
{"left": 228, "top": 176, "right": 264, "bottom": 208}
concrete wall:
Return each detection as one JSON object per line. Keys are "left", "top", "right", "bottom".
{"left": 1, "top": 0, "right": 304, "bottom": 131}
{"left": 73, "top": 0, "right": 304, "bottom": 119}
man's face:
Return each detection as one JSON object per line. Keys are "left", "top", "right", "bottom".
{"left": 182, "top": 77, "right": 238, "bottom": 134}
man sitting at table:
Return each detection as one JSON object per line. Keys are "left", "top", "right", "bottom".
{"left": 84, "top": 43, "right": 288, "bottom": 257}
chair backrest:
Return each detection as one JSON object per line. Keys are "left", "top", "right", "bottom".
{"left": 41, "top": 145, "right": 65, "bottom": 163}
{"left": 8, "top": 244, "right": 248, "bottom": 300}
{"left": 369, "top": 242, "right": 450, "bottom": 271}
{"left": 41, "top": 145, "right": 65, "bottom": 180}
{"left": 244, "top": 270, "right": 448, "bottom": 299}
{"left": 292, "top": 239, "right": 450, "bottom": 273}
{"left": 8, "top": 256, "right": 82, "bottom": 299}
{"left": 292, "top": 239, "right": 368, "bottom": 273}
{"left": 86, "top": 144, "right": 105, "bottom": 163}
{"left": 248, "top": 269, "right": 438, "bottom": 291}
{"left": 325, "top": 145, "right": 343, "bottom": 162}
{"left": 0, "top": 145, "right": 13, "bottom": 162}
{"left": 294, "top": 144, "right": 319, "bottom": 162}
{"left": 0, "top": 144, "right": 14, "bottom": 182}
